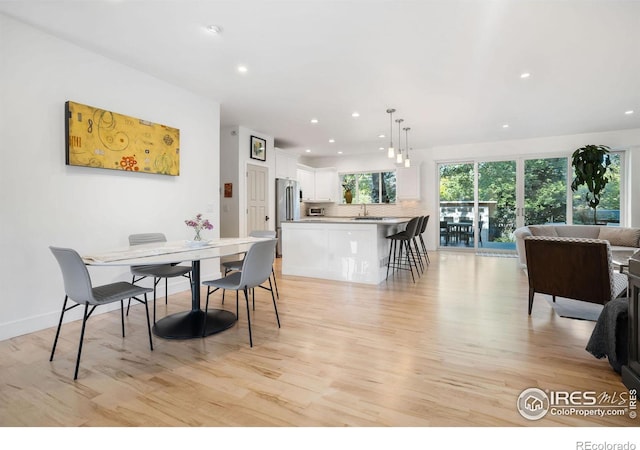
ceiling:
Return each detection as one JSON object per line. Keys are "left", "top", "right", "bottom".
{"left": 1, "top": 0, "right": 640, "bottom": 158}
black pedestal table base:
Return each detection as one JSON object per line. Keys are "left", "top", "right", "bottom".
{"left": 152, "top": 259, "right": 236, "bottom": 339}
{"left": 152, "top": 309, "right": 236, "bottom": 339}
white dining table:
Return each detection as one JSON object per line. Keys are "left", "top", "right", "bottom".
{"left": 83, "top": 237, "right": 267, "bottom": 339}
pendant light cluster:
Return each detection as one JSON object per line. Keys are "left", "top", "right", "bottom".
{"left": 385, "top": 108, "right": 412, "bottom": 168}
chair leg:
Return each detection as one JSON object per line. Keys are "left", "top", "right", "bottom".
{"left": 243, "top": 287, "right": 253, "bottom": 347}
{"left": 271, "top": 267, "right": 280, "bottom": 299}
{"left": 141, "top": 294, "right": 153, "bottom": 351}
{"left": 420, "top": 235, "right": 430, "bottom": 265}
{"left": 386, "top": 240, "right": 394, "bottom": 280}
{"left": 404, "top": 241, "right": 416, "bottom": 283}
{"left": 120, "top": 300, "right": 125, "bottom": 338}
{"left": 165, "top": 278, "right": 168, "bottom": 305}
{"left": 50, "top": 295, "right": 70, "bottom": 361}
{"left": 412, "top": 238, "right": 424, "bottom": 273}
{"left": 74, "top": 303, "right": 90, "bottom": 380}
{"left": 269, "top": 277, "right": 281, "bottom": 328}
{"left": 528, "top": 288, "right": 535, "bottom": 315}
{"left": 203, "top": 286, "right": 219, "bottom": 337}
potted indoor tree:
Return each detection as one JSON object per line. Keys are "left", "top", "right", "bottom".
{"left": 570, "top": 144, "right": 611, "bottom": 225}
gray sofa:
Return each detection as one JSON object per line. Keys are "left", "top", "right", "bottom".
{"left": 514, "top": 224, "right": 640, "bottom": 269}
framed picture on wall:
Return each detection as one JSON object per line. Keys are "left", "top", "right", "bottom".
{"left": 250, "top": 135, "right": 266, "bottom": 161}
{"left": 65, "top": 100, "right": 180, "bottom": 175}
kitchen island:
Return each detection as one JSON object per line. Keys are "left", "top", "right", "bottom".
{"left": 281, "top": 217, "right": 411, "bottom": 284}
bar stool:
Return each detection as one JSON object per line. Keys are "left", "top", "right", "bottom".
{"left": 415, "top": 215, "right": 430, "bottom": 266}
{"left": 385, "top": 217, "right": 422, "bottom": 283}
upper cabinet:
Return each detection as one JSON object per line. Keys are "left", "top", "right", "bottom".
{"left": 275, "top": 149, "right": 299, "bottom": 180}
{"left": 297, "top": 165, "right": 337, "bottom": 202}
{"left": 396, "top": 164, "right": 421, "bottom": 200}
{"left": 297, "top": 165, "right": 315, "bottom": 201}
{"left": 313, "top": 167, "right": 338, "bottom": 202}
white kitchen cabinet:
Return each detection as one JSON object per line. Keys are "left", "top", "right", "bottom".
{"left": 313, "top": 167, "right": 338, "bottom": 202}
{"left": 297, "top": 165, "right": 337, "bottom": 202}
{"left": 275, "top": 149, "right": 298, "bottom": 180}
{"left": 297, "top": 166, "right": 315, "bottom": 201}
{"left": 396, "top": 164, "right": 421, "bottom": 200}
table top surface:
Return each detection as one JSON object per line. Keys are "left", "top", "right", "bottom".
{"left": 288, "top": 216, "right": 412, "bottom": 225}
{"left": 83, "top": 236, "right": 269, "bottom": 266}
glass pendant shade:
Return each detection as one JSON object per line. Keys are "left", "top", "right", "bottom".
{"left": 403, "top": 127, "right": 411, "bottom": 167}
{"left": 396, "top": 118, "right": 404, "bottom": 164}
{"left": 386, "top": 108, "right": 396, "bottom": 159}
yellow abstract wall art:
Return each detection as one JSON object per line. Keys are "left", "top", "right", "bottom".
{"left": 65, "top": 101, "right": 180, "bottom": 176}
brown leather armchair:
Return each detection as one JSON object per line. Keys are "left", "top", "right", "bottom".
{"left": 524, "top": 236, "right": 627, "bottom": 315}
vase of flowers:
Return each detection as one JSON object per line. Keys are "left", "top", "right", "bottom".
{"left": 185, "top": 213, "right": 213, "bottom": 241}
{"left": 342, "top": 181, "right": 354, "bottom": 204}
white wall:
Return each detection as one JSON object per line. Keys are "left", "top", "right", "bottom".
{"left": 219, "top": 125, "right": 275, "bottom": 237}
{"left": 0, "top": 14, "right": 221, "bottom": 341}
{"left": 220, "top": 126, "right": 240, "bottom": 237}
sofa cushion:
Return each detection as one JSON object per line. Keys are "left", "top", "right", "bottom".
{"left": 555, "top": 225, "right": 601, "bottom": 238}
{"left": 528, "top": 225, "right": 558, "bottom": 237}
{"left": 598, "top": 227, "right": 640, "bottom": 247}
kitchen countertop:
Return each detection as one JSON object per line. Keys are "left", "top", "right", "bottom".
{"left": 290, "top": 216, "right": 411, "bottom": 224}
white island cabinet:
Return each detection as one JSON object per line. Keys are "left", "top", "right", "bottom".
{"left": 281, "top": 217, "right": 410, "bottom": 284}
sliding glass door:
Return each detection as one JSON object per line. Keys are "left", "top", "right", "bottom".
{"left": 524, "top": 157, "right": 567, "bottom": 226}
{"left": 478, "top": 160, "right": 517, "bottom": 250}
{"left": 438, "top": 160, "right": 518, "bottom": 251}
{"left": 438, "top": 163, "right": 475, "bottom": 248}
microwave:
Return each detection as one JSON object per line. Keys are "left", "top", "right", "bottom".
{"left": 308, "top": 207, "right": 325, "bottom": 216}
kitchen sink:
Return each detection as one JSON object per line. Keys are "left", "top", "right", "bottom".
{"left": 353, "top": 216, "right": 385, "bottom": 220}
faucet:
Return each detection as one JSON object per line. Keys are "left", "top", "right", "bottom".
{"left": 361, "top": 204, "right": 369, "bottom": 216}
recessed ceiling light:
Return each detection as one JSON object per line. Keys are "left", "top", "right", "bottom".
{"left": 329, "top": 139, "right": 335, "bottom": 143}
{"left": 379, "top": 147, "right": 385, "bottom": 151}
{"left": 520, "top": 72, "right": 531, "bottom": 79}
{"left": 310, "top": 118, "right": 319, "bottom": 124}
{"left": 625, "top": 110, "right": 634, "bottom": 115}
{"left": 351, "top": 112, "right": 360, "bottom": 118}
{"left": 337, "top": 151, "right": 343, "bottom": 154}
{"left": 502, "top": 124, "right": 510, "bottom": 128}
{"left": 305, "top": 149, "right": 311, "bottom": 153}
{"left": 206, "top": 25, "right": 223, "bottom": 34}
{"left": 378, "top": 134, "right": 385, "bottom": 138}
{"left": 237, "top": 65, "right": 248, "bottom": 73}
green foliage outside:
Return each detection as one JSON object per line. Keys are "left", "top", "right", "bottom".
{"left": 341, "top": 171, "right": 396, "bottom": 204}
{"left": 524, "top": 158, "right": 567, "bottom": 225}
{"left": 438, "top": 154, "right": 621, "bottom": 243}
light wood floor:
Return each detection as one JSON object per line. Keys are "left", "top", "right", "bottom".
{"left": 0, "top": 251, "right": 634, "bottom": 427}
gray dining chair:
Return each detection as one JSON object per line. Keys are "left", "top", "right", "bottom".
{"left": 203, "top": 239, "right": 279, "bottom": 347}
{"left": 221, "top": 230, "right": 279, "bottom": 301}
{"left": 49, "top": 246, "right": 154, "bottom": 380}
{"left": 127, "top": 233, "right": 192, "bottom": 323}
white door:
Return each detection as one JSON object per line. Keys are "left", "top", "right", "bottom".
{"left": 247, "top": 164, "right": 269, "bottom": 234}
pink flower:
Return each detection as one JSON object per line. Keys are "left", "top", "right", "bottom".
{"left": 185, "top": 214, "right": 213, "bottom": 231}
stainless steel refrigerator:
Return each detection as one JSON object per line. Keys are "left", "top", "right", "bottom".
{"left": 275, "top": 178, "right": 300, "bottom": 256}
